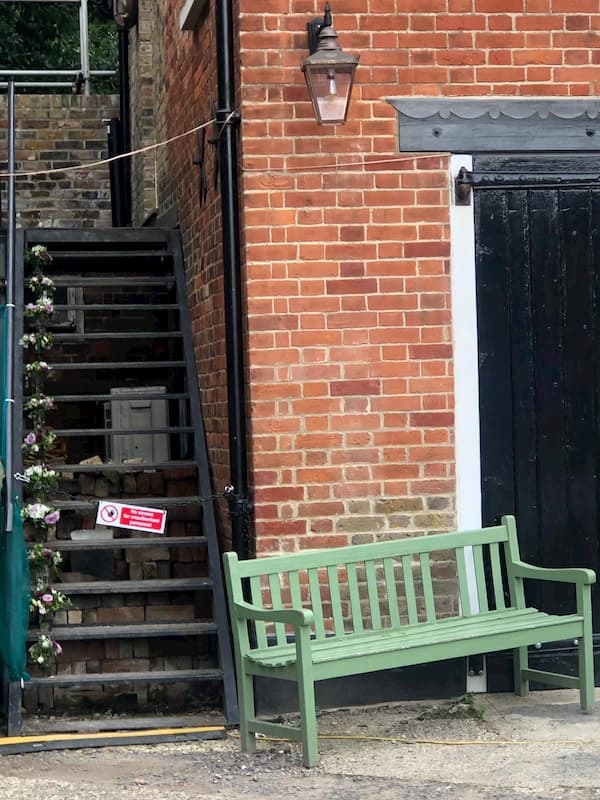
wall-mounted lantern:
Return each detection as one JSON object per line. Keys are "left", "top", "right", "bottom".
{"left": 301, "top": 2, "right": 359, "bottom": 125}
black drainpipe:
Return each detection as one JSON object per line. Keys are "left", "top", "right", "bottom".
{"left": 214, "top": 0, "right": 251, "bottom": 558}
{"left": 118, "top": 27, "right": 132, "bottom": 225}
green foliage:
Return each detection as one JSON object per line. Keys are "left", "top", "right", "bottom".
{"left": 0, "top": 3, "right": 118, "bottom": 93}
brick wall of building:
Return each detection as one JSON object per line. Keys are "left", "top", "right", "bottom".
{"left": 129, "top": 0, "right": 172, "bottom": 225}
{"left": 133, "top": 2, "right": 600, "bottom": 557}
{"left": 0, "top": 94, "right": 118, "bottom": 229}
{"left": 236, "top": 1, "right": 599, "bottom": 555}
{"left": 127, "top": 0, "right": 235, "bottom": 539}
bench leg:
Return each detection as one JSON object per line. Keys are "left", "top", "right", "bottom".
{"left": 297, "top": 672, "right": 319, "bottom": 768}
{"left": 238, "top": 670, "right": 257, "bottom": 753}
{"left": 578, "top": 634, "right": 595, "bottom": 713}
{"left": 513, "top": 646, "right": 529, "bottom": 697}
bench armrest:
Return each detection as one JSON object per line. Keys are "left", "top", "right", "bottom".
{"left": 231, "top": 600, "right": 314, "bottom": 628}
{"left": 511, "top": 560, "right": 596, "bottom": 586}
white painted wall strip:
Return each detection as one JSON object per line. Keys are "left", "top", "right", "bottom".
{"left": 449, "top": 155, "right": 486, "bottom": 692}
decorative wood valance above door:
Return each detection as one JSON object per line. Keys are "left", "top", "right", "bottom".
{"left": 386, "top": 98, "right": 600, "bottom": 152}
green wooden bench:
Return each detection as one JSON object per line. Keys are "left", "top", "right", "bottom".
{"left": 223, "top": 515, "right": 595, "bottom": 767}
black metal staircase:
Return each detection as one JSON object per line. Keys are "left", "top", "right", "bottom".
{"left": 8, "top": 227, "right": 237, "bottom": 735}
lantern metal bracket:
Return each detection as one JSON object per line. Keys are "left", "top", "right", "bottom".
{"left": 307, "top": 2, "right": 332, "bottom": 54}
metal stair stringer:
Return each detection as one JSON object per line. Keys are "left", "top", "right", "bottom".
{"left": 169, "top": 228, "right": 238, "bottom": 725}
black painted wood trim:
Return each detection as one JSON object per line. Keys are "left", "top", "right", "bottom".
{"left": 387, "top": 98, "right": 600, "bottom": 153}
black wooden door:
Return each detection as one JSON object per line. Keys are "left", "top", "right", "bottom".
{"left": 474, "top": 155, "right": 600, "bottom": 683}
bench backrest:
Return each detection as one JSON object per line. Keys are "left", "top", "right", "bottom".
{"left": 223, "top": 516, "right": 525, "bottom": 650}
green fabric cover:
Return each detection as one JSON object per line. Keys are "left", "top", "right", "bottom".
{"left": 0, "top": 306, "right": 30, "bottom": 682}
{"left": 0, "top": 501, "right": 30, "bottom": 681}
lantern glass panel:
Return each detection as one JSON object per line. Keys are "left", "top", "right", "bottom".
{"left": 305, "top": 64, "right": 354, "bottom": 124}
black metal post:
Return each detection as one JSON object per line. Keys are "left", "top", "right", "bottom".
{"left": 215, "top": 0, "right": 251, "bottom": 558}
{"left": 4, "top": 80, "right": 16, "bottom": 533}
{"left": 118, "top": 28, "right": 132, "bottom": 225}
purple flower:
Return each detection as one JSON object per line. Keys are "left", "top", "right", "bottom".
{"left": 44, "top": 510, "right": 60, "bottom": 526}
{"left": 42, "top": 548, "right": 53, "bottom": 558}
{"left": 53, "top": 641, "right": 62, "bottom": 655}
{"left": 25, "top": 432, "right": 36, "bottom": 445}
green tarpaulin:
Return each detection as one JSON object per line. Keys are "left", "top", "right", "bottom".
{"left": 0, "top": 306, "right": 30, "bottom": 682}
{"left": 0, "top": 501, "right": 30, "bottom": 682}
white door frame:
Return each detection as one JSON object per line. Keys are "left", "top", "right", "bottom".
{"left": 449, "top": 154, "right": 486, "bottom": 692}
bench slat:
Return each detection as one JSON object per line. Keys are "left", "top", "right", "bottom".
{"left": 420, "top": 553, "right": 436, "bottom": 622}
{"left": 365, "top": 559, "right": 382, "bottom": 630}
{"left": 456, "top": 547, "right": 472, "bottom": 616}
{"left": 473, "top": 545, "right": 489, "bottom": 613}
{"left": 268, "top": 572, "right": 287, "bottom": 645}
{"left": 328, "top": 565, "right": 345, "bottom": 635}
{"left": 308, "top": 568, "right": 326, "bottom": 639}
{"left": 288, "top": 571, "right": 304, "bottom": 627}
{"left": 383, "top": 557, "right": 401, "bottom": 628}
{"left": 490, "top": 541, "right": 506, "bottom": 611}
{"left": 347, "top": 563, "right": 364, "bottom": 634}
{"left": 231, "top": 526, "right": 510, "bottom": 579}
{"left": 245, "top": 608, "right": 579, "bottom": 668}
{"left": 402, "top": 554, "right": 418, "bottom": 625}
{"left": 250, "top": 575, "right": 268, "bottom": 649}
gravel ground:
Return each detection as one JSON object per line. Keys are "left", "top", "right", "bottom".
{"left": 1, "top": 693, "right": 599, "bottom": 800}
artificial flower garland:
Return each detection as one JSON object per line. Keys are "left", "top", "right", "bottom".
{"left": 22, "top": 245, "right": 70, "bottom": 671}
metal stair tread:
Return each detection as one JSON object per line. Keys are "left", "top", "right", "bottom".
{"left": 48, "top": 360, "right": 185, "bottom": 370}
{"left": 37, "top": 391, "right": 190, "bottom": 402}
{"left": 52, "top": 303, "right": 180, "bottom": 311}
{"left": 21, "top": 712, "right": 226, "bottom": 734}
{"left": 26, "top": 668, "right": 223, "bottom": 688}
{"left": 31, "top": 535, "right": 208, "bottom": 551}
{"left": 49, "top": 425, "right": 193, "bottom": 436}
{"left": 53, "top": 460, "right": 197, "bottom": 473}
{"left": 48, "top": 252, "right": 172, "bottom": 263}
{"left": 29, "top": 228, "right": 170, "bottom": 246}
{"left": 53, "top": 496, "right": 204, "bottom": 510}
{"left": 62, "top": 577, "right": 212, "bottom": 594}
{"left": 53, "top": 331, "right": 183, "bottom": 341}
{"left": 27, "top": 621, "right": 218, "bottom": 641}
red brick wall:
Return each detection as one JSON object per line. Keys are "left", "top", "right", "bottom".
{"left": 237, "top": 1, "right": 599, "bottom": 554}
{"left": 141, "top": 2, "right": 599, "bottom": 555}
{"left": 129, "top": 0, "right": 234, "bottom": 540}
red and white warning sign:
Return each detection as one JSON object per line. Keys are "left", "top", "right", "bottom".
{"left": 96, "top": 501, "right": 167, "bottom": 534}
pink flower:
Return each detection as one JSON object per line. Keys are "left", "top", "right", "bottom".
{"left": 42, "top": 593, "right": 54, "bottom": 603}
{"left": 44, "top": 510, "right": 60, "bottom": 526}
{"left": 25, "top": 432, "right": 36, "bottom": 445}
{"left": 53, "top": 641, "right": 62, "bottom": 655}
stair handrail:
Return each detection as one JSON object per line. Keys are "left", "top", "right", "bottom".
{"left": 3, "top": 79, "right": 16, "bottom": 533}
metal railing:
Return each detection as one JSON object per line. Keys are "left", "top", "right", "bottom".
{"left": 0, "top": 0, "right": 116, "bottom": 94}
{"left": 2, "top": 81, "right": 16, "bottom": 533}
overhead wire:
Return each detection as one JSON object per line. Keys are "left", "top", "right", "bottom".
{"left": 0, "top": 116, "right": 449, "bottom": 180}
